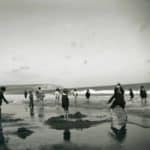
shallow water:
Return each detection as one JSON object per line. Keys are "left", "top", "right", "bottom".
{"left": 1, "top": 95, "right": 150, "bottom": 150}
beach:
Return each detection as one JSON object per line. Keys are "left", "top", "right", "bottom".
{"left": 0, "top": 93, "right": 150, "bottom": 150}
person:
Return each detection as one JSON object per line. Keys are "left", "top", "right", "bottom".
{"left": 0, "top": 87, "right": 9, "bottom": 119}
{"left": 24, "top": 90, "right": 28, "bottom": 99}
{"left": 55, "top": 88, "right": 60, "bottom": 105}
{"left": 107, "top": 83, "right": 125, "bottom": 109}
{"left": 73, "top": 89, "right": 78, "bottom": 105}
{"left": 36, "top": 87, "right": 45, "bottom": 103}
{"left": 129, "top": 88, "right": 134, "bottom": 100}
{"left": 29, "top": 90, "right": 34, "bottom": 109}
{"left": 109, "top": 124, "right": 127, "bottom": 143}
{"left": 140, "top": 86, "right": 147, "bottom": 105}
{"left": 85, "top": 89, "right": 90, "bottom": 102}
{"left": 62, "top": 89, "right": 70, "bottom": 120}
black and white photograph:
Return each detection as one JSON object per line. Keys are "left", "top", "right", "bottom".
{"left": 0, "top": 0, "right": 150, "bottom": 150}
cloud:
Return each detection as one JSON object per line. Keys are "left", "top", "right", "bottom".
{"left": 12, "top": 66, "right": 30, "bottom": 73}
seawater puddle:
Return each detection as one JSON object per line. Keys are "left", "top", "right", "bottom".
{"left": 1, "top": 104, "right": 150, "bottom": 150}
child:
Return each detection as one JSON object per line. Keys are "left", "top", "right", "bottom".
{"left": 62, "top": 89, "right": 70, "bottom": 120}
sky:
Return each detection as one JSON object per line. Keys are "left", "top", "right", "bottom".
{"left": 0, "top": 0, "right": 150, "bottom": 88}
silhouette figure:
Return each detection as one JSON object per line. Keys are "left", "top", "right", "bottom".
{"left": 129, "top": 88, "right": 134, "bottom": 100}
{"left": 85, "top": 89, "right": 90, "bottom": 103}
{"left": 108, "top": 83, "right": 125, "bottom": 109}
{"left": 55, "top": 88, "right": 61, "bottom": 105}
{"left": 29, "top": 90, "right": 34, "bottom": 109}
{"left": 0, "top": 87, "right": 9, "bottom": 119}
{"left": 62, "top": 89, "right": 70, "bottom": 120}
{"left": 140, "top": 86, "right": 147, "bottom": 105}
{"left": 24, "top": 90, "right": 28, "bottom": 99}
{"left": 73, "top": 89, "right": 78, "bottom": 106}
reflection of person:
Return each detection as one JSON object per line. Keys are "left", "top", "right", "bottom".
{"left": 37, "top": 104, "right": 44, "bottom": 122}
{"left": 129, "top": 88, "right": 134, "bottom": 100}
{"left": 0, "top": 87, "right": 9, "bottom": 119}
{"left": 63, "top": 129, "right": 71, "bottom": 142}
{"left": 109, "top": 124, "right": 127, "bottom": 143}
{"left": 0, "top": 120, "right": 9, "bottom": 150}
{"left": 140, "top": 86, "right": 147, "bottom": 105}
{"left": 62, "top": 89, "right": 70, "bottom": 120}
{"left": 107, "top": 84, "right": 125, "bottom": 109}
{"left": 30, "top": 106, "right": 34, "bottom": 118}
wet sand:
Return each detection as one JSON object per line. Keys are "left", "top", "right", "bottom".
{"left": 1, "top": 94, "right": 150, "bottom": 150}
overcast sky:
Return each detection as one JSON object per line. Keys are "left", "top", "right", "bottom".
{"left": 0, "top": 0, "right": 150, "bottom": 87}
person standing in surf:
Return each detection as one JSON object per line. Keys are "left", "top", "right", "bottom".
{"left": 85, "top": 89, "right": 91, "bottom": 103}
{"left": 62, "top": 89, "right": 70, "bottom": 120}
{"left": 129, "top": 88, "right": 134, "bottom": 101}
{"left": 55, "top": 88, "right": 61, "bottom": 105}
{"left": 0, "top": 87, "right": 9, "bottom": 119}
{"left": 107, "top": 83, "right": 125, "bottom": 109}
{"left": 29, "top": 90, "right": 34, "bottom": 109}
{"left": 140, "top": 86, "right": 147, "bottom": 105}
{"left": 24, "top": 90, "right": 28, "bottom": 99}
{"left": 37, "top": 87, "right": 45, "bottom": 104}
{"left": 73, "top": 89, "right": 78, "bottom": 105}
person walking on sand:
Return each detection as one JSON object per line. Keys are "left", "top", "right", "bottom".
{"left": 140, "top": 86, "right": 147, "bottom": 105}
{"left": 29, "top": 90, "right": 34, "bottom": 109}
{"left": 129, "top": 88, "right": 134, "bottom": 101}
{"left": 62, "top": 89, "right": 70, "bottom": 120}
{"left": 0, "top": 87, "right": 9, "bottom": 119}
{"left": 107, "top": 83, "right": 125, "bottom": 109}
{"left": 55, "top": 88, "right": 60, "bottom": 105}
{"left": 24, "top": 90, "right": 28, "bottom": 99}
{"left": 85, "top": 89, "right": 91, "bottom": 102}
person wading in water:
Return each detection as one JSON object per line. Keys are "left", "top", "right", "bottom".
{"left": 0, "top": 87, "right": 9, "bottom": 119}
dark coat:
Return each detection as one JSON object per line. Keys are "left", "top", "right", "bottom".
{"left": 0, "top": 91, "right": 8, "bottom": 106}
{"left": 62, "top": 94, "right": 69, "bottom": 109}
{"left": 85, "top": 92, "right": 90, "bottom": 99}
{"left": 108, "top": 87, "right": 125, "bottom": 109}
{"left": 140, "top": 90, "right": 147, "bottom": 98}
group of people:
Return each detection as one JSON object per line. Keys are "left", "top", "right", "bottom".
{"left": 129, "top": 86, "right": 147, "bottom": 104}
{"left": 108, "top": 84, "right": 148, "bottom": 110}
{"left": 17, "top": 84, "right": 150, "bottom": 120}
{"left": 24, "top": 87, "right": 45, "bottom": 109}
{"left": 0, "top": 83, "right": 148, "bottom": 120}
